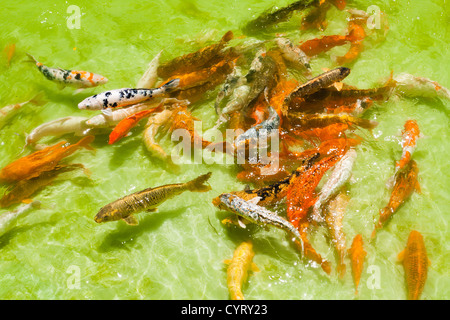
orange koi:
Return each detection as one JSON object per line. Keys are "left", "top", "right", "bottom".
{"left": 0, "top": 164, "right": 87, "bottom": 208}
{"left": 108, "top": 104, "right": 163, "bottom": 145}
{"left": 299, "top": 35, "right": 349, "bottom": 57}
{"left": 348, "top": 234, "right": 366, "bottom": 295}
{"left": 286, "top": 151, "right": 344, "bottom": 227}
{"left": 395, "top": 120, "right": 420, "bottom": 172}
{"left": 0, "top": 135, "right": 94, "bottom": 183}
{"left": 398, "top": 230, "right": 430, "bottom": 300}
{"left": 224, "top": 241, "right": 259, "bottom": 300}
{"left": 157, "top": 30, "right": 234, "bottom": 79}
{"left": 372, "top": 160, "right": 420, "bottom": 238}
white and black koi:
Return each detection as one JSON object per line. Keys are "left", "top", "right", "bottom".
{"left": 78, "top": 78, "right": 180, "bottom": 111}
{"left": 26, "top": 53, "right": 108, "bottom": 88}
{"left": 213, "top": 193, "right": 304, "bottom": 252}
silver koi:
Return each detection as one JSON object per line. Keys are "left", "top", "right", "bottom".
{"left": 0, "top": 201, "right": 41, "bottom": 236}
{"left": 25, "top": 116, "right": 91, "bottom": 147}
{"left": 311, "top": 148, "right": 357, "bottom": 223}
{"left": 393, "top": 72, "right": 450, "bottom": 101}
{"left": 215, "top": 66, "right": 244, "bottom": 115}
{"left": 275, "top": 37, "right": 311, "bottom": 71}
{"left": 234, "top": 105, "right": 280, "bottom": 148}
{"left": 27, "top": 53, "right": 108, "bottom": 88}
{"left": 78, "top": 78, "right": 180, "bottom": 111}
{"left": 214, "top": 193, "right": 304, "bottom": 252}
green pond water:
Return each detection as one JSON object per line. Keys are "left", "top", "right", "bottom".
{"left": 0, "top": 0, "right": 449, "bottom": 300}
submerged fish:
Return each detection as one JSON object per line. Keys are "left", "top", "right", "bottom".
{"left": 0, "top": 201, "right": 41, "bottom": 236}
{"left": 288, "top": 112, "right": 378, "bottom": 130}
{"left": 25, "top": 116, "right": 91, "bottom": 147}
{"left": 348, "top": 234, "right": 366, "bottom": 295}
{"left": 398, "top": 230, "right": 430, "bottom": 300}
{"left": 137, "top": 50, "right": 163, "bottom": 89}
{"left": 157, "top": 31, "right": 234, "bottom": 79}
{"left": 213, "top": 193, "right": 304, "bottom": 252}
{"left": 143, "top": 109, "right": 175, "bottom": 164}
{"left": 27, "top": 53, "right": 108, "bottom": 88}
{"left": 78, "top": 79, "right": 180, "bottom": 111}
{"left": 243, "top": 0, "right": 316, "bottom": 35}
{"left": 275, "top": 37, "right": 311, "bottom": 71}
{"left": 372, "top": 160, "right": 420, "bottom": 238}
{"left": 283, "top": 67, "right": 351, "bottom": 108}
{"left": 234, "top": 106, "right": 280, "bottom": 149}
{"left": 0, "top": 92, "right": 46, "bottom": 129}
{"left": 324, "top": 192, "right": 349, "bottom": 279}
{"left": 395, "top": 120, "right": 420, "bottom": 174}
{"left": 4, "top": 43, "right": 16, "bottom": 68}
{"left": 0, "top": 135, "right": 94, "bottom": 183}
{"left": 108, "top": 104, "right": 163, "bottom": 145}
{"left": 393, "top": 72, "right": 450, "bottom": 101}
{"left": 0, "top": 164, "right": 87, "bottom": 208}
{"left": 224, "top": 241, "right": 259, "bottom": 300}
{"left": 311, "top": 148, "right": 357, "bottom": 222}
{"left": 94, "top": 172, "right": 212, "bottom": 225}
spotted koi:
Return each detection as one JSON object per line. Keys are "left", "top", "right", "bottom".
{"left": 26, "top": 53, "right": 108, "bottom": 88}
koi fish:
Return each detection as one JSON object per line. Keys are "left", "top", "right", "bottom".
{"left": 372, "top": 160, "right": 420, "bottom": 239}
{"left": 234, "top": 106, "right": 280, "bottom": 149}
{"left": 215, "top": 83, "right": 251, "bottom": 128}
{"left": 299, "top": 35, "right": 349, "bottom": 57}
{"left": 311, "top": 148, "right": 357, "bottom": 222}
{"left": 215, "top": 66, "right": 244, "bottom": 115}
{"left": 393, "top": 73, "right": 450, "bottom": 101}
{"left": 157, "top": 31, "right": 234, "bottom": 79}
{"left": 300, "top": 0, "right": 331, "bottom": 31}
{"left": 0, "top": 201, "right": 41, "bottom": 236}
{"left": 137, "top": 50, "right": 163, "bottom": 89}
{"left": 324, "top": 192, "right": 349, "bottom": 279}
{"left": 395, "top": 120, "right": 420, "bottom": 173}
{"left": 4, "top": 43, "right": 16, "bottom": 67}
{"left": 25, "top": 116, "right": 91, "bottom": 147}
{"left": 213, "top": 193, "right": 304, "bottom": 252}
{"left": 0, "top": 92, "right": 46, "bottom": 129}
{"left": 289, "top": 112, "right": 378, "bottom": 131}
{"left": 243, "top": 0, "right": 316, "bottom": 35}
{"left": 224, "top": 241, "right": 259, "bottom": 300}
{"left": 0, "top": 164, "right": 87, "bottom": 208}
{"left": 143, "top": 109, "right": 176, "bottom": 166}
{"left": 275, "top": 37, "right": 311, "bottom": 71}
{"left": 0, "top": 135, "right": 95, "bottom": 183}
{"left": 348, "top": 234, "right": 366, "bottom": 295}
{"left": 108, "top": 104, "right": 163, "bottom": 145}
{"left": 94, "top": 172, "right": 212, "bottom": 225}
{"left": 398, "top": 230, "right": 430, "bottom": 300}
{"left": 78, "top": 78, "right": 180, "bottom": 111}
{"left": 284, "top": 67, "right": 351, "bottom": 108}
{"left": 26, "top": 53, "right": 108, "bottom": 88}
{"left": 287, "top": 151, "right": 344, "bottom": 228}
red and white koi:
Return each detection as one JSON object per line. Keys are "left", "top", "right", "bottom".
{"left": 395, "top": 120, "right": 420, "bottom": 172}
{"left": 311, "top": 148, "right": 357, "bottom": 222}
{"left": 78, "top": 78, "right": 180, "bottom": 111}
{"left": 26, "top": 53, "right": 108, "bottom": 88}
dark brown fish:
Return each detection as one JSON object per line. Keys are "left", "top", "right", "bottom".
{"left": 284, "top": 67, "right": 351, "bottom": 106}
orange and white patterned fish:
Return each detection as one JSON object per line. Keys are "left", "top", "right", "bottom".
{"left": 27, "top": 53, "right": 108, "bottom": 88}
{"left": 395, "top": 120, "right": 420, "bottom": 173}
{"left": 348, "top": 234, "right": 366, "bottom": 295}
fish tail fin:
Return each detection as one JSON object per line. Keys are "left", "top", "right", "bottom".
{"left": 28, "top": 91, "right": 47, "bottom": 106}
{"left": 220, "top": 30, "right": 234, "bottom": 44}
{"left": 186, "top": 172, "right": 212, "bottom": 192}
{"left": 25, "top": 52, "right": 39, "bottom": 65}
{"left": 161, "top": 78, "right": 180, "bottom": 92}
{"left": 337, "top": 262, "right": 346, "bottom": 280}
{"left": 76, "top": 135, "right": 96, "bottom": 151}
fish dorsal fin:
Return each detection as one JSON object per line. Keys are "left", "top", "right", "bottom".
{"left": 397, "top": 249, "right": 405, "bottom": 262}
{"left": 237, "top": 217, "right": 247, "bottom": 229}
{"left": 243, "top": 184, "right": 251, "bottom": 191}
{"left": 415, "top": 181, "right": 421, "bottom": 194}
{"left": 123, "top": 215, "right": 139, "bottom": 226}
{"left": 333, "top": 82, "right": 344, "bottom": 91}
{"left": 248, "top": 196, "right": 262, "bottom": 205}
{"left": 251, "top": 262, "right": 260, "bottom": 272}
